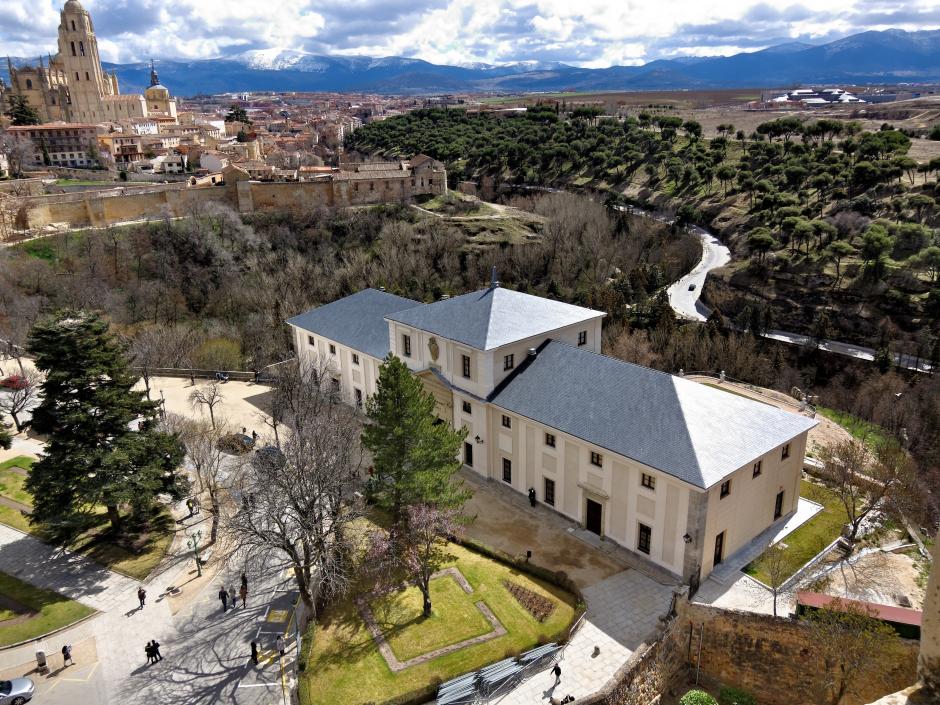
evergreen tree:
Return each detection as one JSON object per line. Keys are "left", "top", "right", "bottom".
{"left": 0, "top": 424, "right": 11, "bottom": 450}
{"left": 362, "top": 355, "right": 469, "bottom": 522}
{"left": 26, "top": 310, "right": 188, "bottom": 534}
{"left": 4, "top": 95, "right": 41, "bottom": 126}
{"left": 224, "top": 105, "right": 251, "bottom": 126}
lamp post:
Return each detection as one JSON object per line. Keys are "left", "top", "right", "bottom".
{"left": 159, "top": 389, "right": 166, "bottom": 419}
{"left": 187, "top": 529, "right": 203, "bottom": 577}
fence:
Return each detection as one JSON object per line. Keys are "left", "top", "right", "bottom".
{"left": 681, "top": 370, "right": 817, "bottom": 416}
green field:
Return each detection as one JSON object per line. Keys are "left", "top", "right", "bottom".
{"left": 300, "top": 541, "right": 577, "bottom": 705}
{"left": 0, "top": 571, "right": 94, "bottom": 646}
{"left": 744, "top": 480, "right": 849, "bottom": 585}
{"left": 817, "top": 407, "right": 894, "bottom": 450}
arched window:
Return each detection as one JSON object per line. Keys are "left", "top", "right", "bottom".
{"left": 25, "top": 79, "right": 33, "bottom": 89}
{"left": 71, "top": 20, "right": 76, "bottom": 31}
{"left": 70, "top": 41, "right": 76, "bottom": 56}
{"left": 75, "top": 72, "right": 80, "bottom": 81}
{"left": 79, "top": 41, "right": 85, "bottom": 56}
{"left": 85, "top": 71, "right": 90, "bottom": 81}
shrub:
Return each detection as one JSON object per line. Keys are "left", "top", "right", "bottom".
{"left": 217, "top": 432, "right": 252, "bottom": 455}
{"left": 680, "top": 690, "right": 719, "bottom": 705}
{"left": 194, "top": 337, "right": 242, "bottom": 371}
{"left": 502, "top": 579, "right": 556, "bottom": 622}
{"left": 719, "top": 686, "right": 758, "bottom": 705}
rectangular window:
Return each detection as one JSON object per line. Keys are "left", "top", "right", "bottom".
{"left": 462, "top": 354, "right": 471, "bottom": 379}
{"left": 352, "top": 353, "right": 360, "bottom": 366}
{"left": 307, "top": 335, "right": 315, "bottom": 346}
{"left": 752, "top": 460, "right": 762, "bottom": 477}
{"left": 462, "top": 400, "right": 471, "bottom": 414}
{"left": 781, "top": 443, "right": 791, "bottom": 460}
{"left": 578, "top": 330, "right": 587, "bottom": 346}
{"left": 502, "top": 458, "right": 512, "bottom": 484}
{"left": 720, "top": 480, "right": 731, "bottom": 498}
{"left": 545, "top": 433, "right": 556, "bottom": 448}
{"left": 641, "top": 473, "right": 655, "bottom": 490}
{"left": 354, "top": 388, "right": 363, "bottom": 409}
{"left": 637, "top": 523, "right": 652, "bottom": 555}
{"left": 544, "top": 478, "right": 555, "bottom": 506}
{"left": 402, "top": 334, "right": 411, "bottom": 357}
{"left": 464, "top": 442, "right": 473, "bottom": 467}
{"left": 590, "top": 451, "right": 603, "bottom": 467}
{"left": 503, "top": 354, "right": 514, "bottom": 371}
{"left": 501, "top": 415, "right": 511, "bottom": 429}
{"left": 329, "top": 343, "right": 336, "bottom": 355}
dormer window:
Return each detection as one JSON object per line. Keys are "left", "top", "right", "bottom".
{"left": 578, "top": 330, "right": 587, "bottom": 346}
{"left": 503, "top": 354, "right": 514, "bottom": 371}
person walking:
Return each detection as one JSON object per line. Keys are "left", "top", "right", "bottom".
{"left": 137, "top": 586, "right": 147, "bottom": 609}
{"left": 239, "top": 582, "right": 248, "bottom": 608}
{"left": 145, "top": 642, "right": 155, "bottom": 665}
{"left": 275, "top": 635, "right": 286, "bottom": 657}
{"left": 551, "top": 662, "right": 562, "bottom": 686}
{"left": 61, "top": 644, "right": 73, "bottom": 666}
{"left": 218, "top": 586, "right": 229, "bottom": 612}
{"left": 250, "top": 640, "right": 259, "bottom": 665}
{"left": 152, "top": 640, "right": 163, "bottom": 661}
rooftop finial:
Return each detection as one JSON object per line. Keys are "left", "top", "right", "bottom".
{"left": 490, "top": 265, "right": 499, "bottom": 289}
{"left": 149, "top": 58, "right": 159, "bottom": 87}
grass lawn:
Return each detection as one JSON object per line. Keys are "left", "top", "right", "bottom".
{"left": 0, "top": 571, "right": 94, "bottom": 646}
{"left": 744, "top": 480, "right": 849, "bottom": 585}
{"left": 817, "top": 407, "right": 894, "bottom": 450}
{"left": 0, "top": 456, "right": 174, "bottom": 580}
{"left": 54, "top": 178, "right": 113, "bottom": 186}
{"left": 300, "top": 541, "right": 578, "bottom": 705}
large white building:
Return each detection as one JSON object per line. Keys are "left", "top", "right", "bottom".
{"left": 287, "top": 277, "right": 816, "bottom": 584}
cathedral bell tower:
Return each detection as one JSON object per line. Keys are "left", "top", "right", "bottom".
{"left": 57, "top": 0, "right": 112, "bottom": 121}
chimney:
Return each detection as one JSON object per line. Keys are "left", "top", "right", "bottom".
{"left": 379, "top": 286, "right": 386, "bottom": 292}
{"left": 528, "top": 347, "right": 537, "bottom": 357}
{"left": 490, "top": 265, "right": 500, "bottom": 289}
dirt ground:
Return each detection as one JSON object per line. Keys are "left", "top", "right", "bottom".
{"left": 460, "top": 471, "right": 626, "bottom": 589}
{"left": 684, "top": 376, "right": 853, "bottom": 457}
{"left": 812, "top": 549, "right": 927, "bottom": 609}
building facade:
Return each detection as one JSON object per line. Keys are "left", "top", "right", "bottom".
{"left": 6, "top": 123, "right": 102, "bottom": 168}
{"left": 287, "top": 280, "right": 816, "bottom": 583}
{"left": 5, "top": 1, "right": 178, "bottom": 125}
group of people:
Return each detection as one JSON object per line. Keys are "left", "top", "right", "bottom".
{"left": 218, "top": 574, "right": 249, "bottom": 611}
{"left": 145, "top": 640, "right": 163, "bottom": 664}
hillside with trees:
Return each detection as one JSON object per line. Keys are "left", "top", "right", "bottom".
{"left": 348, "top": 108, "right": 940, "bottom": 357}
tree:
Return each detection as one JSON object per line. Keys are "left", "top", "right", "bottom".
{"left": 175, "top": 416, "right": 230, "bottom": 545}
{"left": 0, "top": 424, "right": 10, "bottom": 450}
{"left": 225, "top": 105, "right": 251, "bottom": 126}
{"left": 362, "top": 355, "right": 469, "bottom": 522}
{"left": 753, "top": 543, "right": 800, "bottom": 616}
{"left": 3, "top": 96, "right": 40, "bottom": 126}
{"left": 747, "top": 228, "right": 776, "bottom": 262}
{"left": 911, "top": 246, "right": 940, "bottom": 283}
{"left": 818, "top": 439, "right": 915, "bottom": 546}
{"left": 189, "top": 382, "right": 223, "bottom": 429}
{"left": 26, "top": 310, "right": 188, "bottom": 533}
{"left": 226, "top": 361, "right": 363, "bottom": 617}
{"left": 0, "top": 368, "right": 42, "bottom": 432}
{"left": 826, "top": 240, "right": 856, "bottom": 283}
{"left": 805, "top": 599, "right": 903, "bottom": 705}
{"left": 810, "top": 310, "right": 833, "bottom": 349}
{"left": 0, "top": 131, "right": 34, "bottom": 177}
{"left": 368, "top": 504, "right": 462, "bottom": 617}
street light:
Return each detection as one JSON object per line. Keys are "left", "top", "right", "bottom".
{"left": 159, "top": 389, "right": 166, "bottom": 419}
{"left": 187, "top": 529, "right": 203, "bottom": 577}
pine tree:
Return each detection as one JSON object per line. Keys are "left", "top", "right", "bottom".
{"left": 4, "top": 95, "right": 41, "bottom": 126}
{"left": 362, "top": 355, "right": 469, "bottom": 522}
{"left": 26, "top": 310, "right": 188, "bottom": 534}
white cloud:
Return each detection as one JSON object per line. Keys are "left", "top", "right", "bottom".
{"left": 0, "top": 0, "right": 937, "bottom": 66}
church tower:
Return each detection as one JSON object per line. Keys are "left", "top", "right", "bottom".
{"left": 56, "top": 0, "right": 112, "bottom": 121}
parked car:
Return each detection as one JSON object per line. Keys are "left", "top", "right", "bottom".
{"left": 687, "top": 283, "right": 696, "bottom": 291}
{"left": 0, "top": 677, "right": 34, "bottom": 704}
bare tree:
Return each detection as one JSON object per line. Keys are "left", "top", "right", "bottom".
{"left": 177, "top": 416, "right": 232, "bottom": 545}
{"left": 0, "top": 132, "right": 33, "bottom": 178}
{"left": 819, "top": 439, "right": 915, "bottom": 547}
{"left": 189, "top": 382, "right": 224, "bottom": 429}
{"left": 225, "top": 360, "right": 363, "bottom": 618}
{"left": 753, "top": 542, "right": 800, "bottom": 616}
{"left": 0, "top": 368, "right": 42, "bottom": 432}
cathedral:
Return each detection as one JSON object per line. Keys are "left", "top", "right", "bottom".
{"left": 4, "top": 0, "right": 177, "bottom": 125}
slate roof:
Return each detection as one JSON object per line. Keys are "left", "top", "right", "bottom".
{"left": 490, "top": 341, "right": 817, "bottom": 489}
{"left": 385, "top": 287, "right": 603, "bottom": 351}
{"left": 286, "top": 289, "right": 419, "bottom": 360}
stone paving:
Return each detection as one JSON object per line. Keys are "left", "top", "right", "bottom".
{"left": 492, "top": 569, "right": 677, "bottom": 705}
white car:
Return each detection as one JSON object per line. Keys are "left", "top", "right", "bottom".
{"left": 0, "top": 678, "right": 34, "bottom": 705}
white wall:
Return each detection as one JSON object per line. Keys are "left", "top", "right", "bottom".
{"left": 289, "top": 324, "right": 381, "bottom": 408}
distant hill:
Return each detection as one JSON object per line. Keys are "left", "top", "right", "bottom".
{"left": 4, "top": 28, "right": 940, "bottom": 96}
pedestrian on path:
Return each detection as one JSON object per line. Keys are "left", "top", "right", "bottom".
{"left": 218, "top": 586, "right": 229, "bottom": 612}
{"left": 151, "top": 640, "right": 163, "bottom": 661}
{"left": 145, "top": 642, "right": 155, "bottom": 664}
{"left": 551, "top": 662, "right": 561, "bottom": 686}
{"left": 137, "top": 586, "right": 147, "bottom": 609}
{"left": 276, "top": 635, "right": 286, "bottom": 657}
{"left": 250, "top": 640, "right": 259, "bottom": 665}
{"left": 239, "top": 583, "right": 248, "bottom": 608}
{"left": 61, "top": 644, "right": 73, "bottom": 666}
{"left": 241, "top": 572, "right": 248, "bottom": 590}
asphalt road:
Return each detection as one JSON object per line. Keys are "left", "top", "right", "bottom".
{"left": 665, "top": 226, "right": 731, "bottom": 322}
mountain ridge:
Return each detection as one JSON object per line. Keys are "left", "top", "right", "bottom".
{"left": 3, "top": 28, "right": 940, "bottom": 96}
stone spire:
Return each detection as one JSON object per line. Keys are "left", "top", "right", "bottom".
{"left": 149, "top": 59, "right": 159, "bottom": 87}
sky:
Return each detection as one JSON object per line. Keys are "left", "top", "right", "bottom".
{"left": 1, "top": 0, "right": 938, "bottom": 67}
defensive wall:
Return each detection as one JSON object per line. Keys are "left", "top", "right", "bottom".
{"left": 9, "top": 167, "right": 446, "bottom": 233}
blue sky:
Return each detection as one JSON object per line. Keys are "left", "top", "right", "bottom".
{"left": 1, "top": 0, "right": 938, "bottom": 67}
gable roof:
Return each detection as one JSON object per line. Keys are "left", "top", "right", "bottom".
{"left": 490, "top": 341, "right": 817, "bottom": 489}
{"left": 286, "top": 289, "right": 419, "bottom": 360}
{"left": 385, "top": 287, "right": 603, "bottom": 351}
